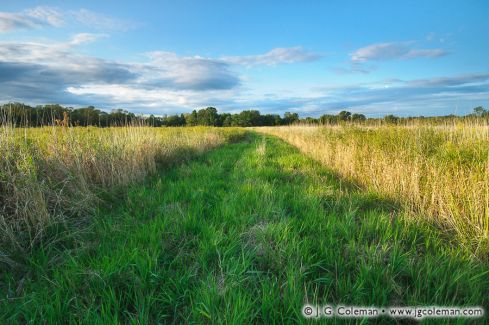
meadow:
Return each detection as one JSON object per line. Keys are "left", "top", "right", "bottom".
{"left": 257, "top": 123, "right": 489, "bottom": 257}
{"left": 1, "top": 123, "right": 489, "bottom": 323}
{"left": 0, "top": 125, "right": 245, "bottom": 264}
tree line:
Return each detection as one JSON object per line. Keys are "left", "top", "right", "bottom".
{"left": 0, "top": 102, "right": 487, "bottom": 127}
{"left": 0, "top": 103, "right": 299, "bottom": 127}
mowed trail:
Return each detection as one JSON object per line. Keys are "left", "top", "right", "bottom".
{"left": 4, "top": 133, "right": 489, "bottom": 323}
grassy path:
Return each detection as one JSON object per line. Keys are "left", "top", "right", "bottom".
{"left": 3, "top": 133, "right": 489, "bottom": 323}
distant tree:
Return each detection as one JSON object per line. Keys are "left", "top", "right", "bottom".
{"left": 272, "top": 114, "right": 283, "bottom": 125}
{"left": 35, "top": 104, "right": 67, "bottom": 125}
{"left": 384, "top": 114, "right": 399, "bottom": 124}
{"left": 165, "top": 114, "right": 186, "bottom": 126}
{"left": 283, "top": 112, "right": 299, "bottom": 125}
{"left": 196, "top": 107, "right": 219, "bottom": 126}
{"left": 351, "top": 113, "right": 366, "bottom": 122}
{"left": 108, "top": 109, "right": 135, "bottom": 126}
{"left": 235, "top": 110, "right": 261, "bottom": 126}
{"left": 71, "top": 106, "right": 103, "bottom": 126}
{"left": 0, "top": 102, "right": 33, "bottom": 126}
{"left": 184, "top": 110, "right": 198, "bottom": 126}
{"left": 221, "top": 114, "right": 233, "bottom": 126}
{"left": 147, "top": 114, "right": 165, "bottom": 127}
{"left": 473, "top": 106, "right": 487, "bottom": 117}
{"left": 319, "top": 114, "right": 338, "bottom": 125}
{"left": 338, "top": 110, "right": 352, "bottom": 121}
{"left": 261, "top": 114, "right": 282, "bottom": 126}
{"left": 302, "top": 117, "right": 318, "bottom": 124}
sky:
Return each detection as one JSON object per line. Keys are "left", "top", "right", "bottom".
{"left": 0, "top": 0, "right": 488, "bottom": 117}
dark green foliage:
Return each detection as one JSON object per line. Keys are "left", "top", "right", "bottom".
{"left": 0, "top": 103, "right": 138, "bottom": 127}
{"left": 384, "top": 114, "right": 400, "bottom": 124}
{"left": 184, "top": 110, "right": 199, "bottom": 126}
{"left": 196, "top": 107, "right": 220, "bottom": 126}
{"left": 163, "top": 114, "right": 186, "bottom": 126}
{"left": 0, "top": 103, "right": 291, "bottom": 127}
{"left": 471, "top": 106, "right": 487, "bottom": 117}
{"left": 283, "top": 111, "right": 299, "bottom": 124}
{"left": 351, "top": 113, "right": 366, "bottom": 122}
{"left": 319, "top": 114, "right": 339, "bottom": 124}
{"left": 2, "top": 102, "right": 489, "bottom": 128}
{"left": 234, "top": 110, "right": 262, "bottom": 126}
{"left": 338, "top": 110, "right": 352, "bottom": 121}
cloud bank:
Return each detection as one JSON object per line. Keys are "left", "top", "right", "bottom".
{"left": 0, "top": 6, "right": 485, "bottom": 117}
{"left": 0, "top": 34, "right": 331, "bottom": 113}
{"left": 0, "top": 36, "right": 487, "bottom": 116}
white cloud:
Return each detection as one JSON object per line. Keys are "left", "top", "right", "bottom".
{"left": 144, "top": 51, "right": 240, "bottom": 90}
{"left": 0, "top": 6, "right": 135, "bottom": 32}
{"left": 66, "top": 84, "right": 236, "bottom": 110}
{"left": 2, "top": 39, "right": 325, "bottom": 110}
{"left": 0, "top": 38, "right": 241, "bottom": 110}
{"left": 70, "top": 33, "right": 108, "bottom": 45}
{"left": 406, "top": 73, "right": 489, "bottom": 87}
{"left": 0, "top": 6, "right": 63, "bottom": 32}
{"left": 1, "top": 29, "right": 482, "bottom": 116}
{"left": 0, "top": 38, "right": 134, "bottom": 104}
{"left": 222, "top": 47, "right": 321, "bottom": 66}
{"left": 24, "top": 6, "right": 64, "bottom": 27}
{"left": 0, "top": 32, "right": 110, "bottom": 64}
{"left": 1, "top": 39, "right": 322, "bottom": 112}
{"left": 350, "top": 42, "right": 448, "bottom": 62}
{"left": 403, "top": 48, "right": 447, "bottom": 59}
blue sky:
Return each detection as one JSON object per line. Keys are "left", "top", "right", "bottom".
{"left": 0, "top": 1, "right": 488, "bottom": 116}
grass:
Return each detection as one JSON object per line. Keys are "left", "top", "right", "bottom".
{"left": 2, "top": 132, "right": 488, "bottom": 323}
{"left": 256, "top": 124, "right": 489, "bottom": 257}
{"left": 0, "top": 125, "right": 245, "bottom": 266}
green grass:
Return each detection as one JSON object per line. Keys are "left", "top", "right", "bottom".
{"left": 2, "top": 133, "right": 488, "bottom": 323}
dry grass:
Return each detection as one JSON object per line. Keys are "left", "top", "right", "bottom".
{"left": 0, "top": 125, "right": 245, "bottom": 257}
{"left": 256, "top": 123, "right": 489, "bottom": 256}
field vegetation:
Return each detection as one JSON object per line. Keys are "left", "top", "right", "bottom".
{"left": 257, "top": 122, "right": 489, "bottom": 257}
{"left": 0, "top": 124, "right": 245, "bottom": 266}
{"left": 1, "top": 110, "right": 489, "bottom": 322}
{"left": 2, "top": 132, "right": 489, "bottom": 323}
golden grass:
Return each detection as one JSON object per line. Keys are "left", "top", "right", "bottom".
{"left": 256, "top": 123, "right": 489, "bottom": 256}
{"left": 0, "top": 125, "right": 245, "bottom": 255}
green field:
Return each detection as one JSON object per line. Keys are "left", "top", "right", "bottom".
{"left": 2, "top": 132, "right": 488, "bottom": 323}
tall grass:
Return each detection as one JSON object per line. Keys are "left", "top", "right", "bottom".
{"left": 0, "top": 124, "right": 245, "bottom": 264}
{"left": 256, "top": 123, "right": 489, "bottom": 256}
{"left": 4, "top": 133, "right": 489, "bottom": 322}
